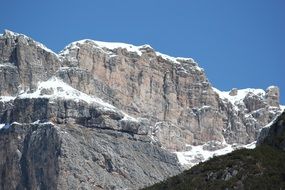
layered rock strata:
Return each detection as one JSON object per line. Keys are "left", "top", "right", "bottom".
{"left": 0, "top": 30, "right": 283, "bottom": 189}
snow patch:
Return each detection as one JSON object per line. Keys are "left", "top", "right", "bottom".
{"left": 0, "top": 124, "right": 5, "bottom": 130}
{"left": 0, "top": 123, "right": 10, "bottom": 130}
{"left": 32, "top": 120, "right": 41, "bottom": 125}
{"left": 243, "top": 141, "right": 256, "bottom": 149}
{"left": 0, "top": 96, "right": 16, "bottom": 102}
{"left": 34, "top": 121, "right": 55, "bottom": 126}
{"left": 281, "top": 105, "right": 285, "bottom": 112}
{"left": 93, "top": 41, "right": 150, "bottom": 56}
{"left": 175, "top": 141, "right": 257, "bottom": 167}
{"left": 156, "top": 52, "right": 182, "bottom": 64}
{"left": 155, "top": 52, "right": 198, "bottom": 67}
{"left": 121, "top": 113, "right": 139, "bottom": 122}
{"left": 267, "top": 86, "right": 278, "bottom": 91}
{"left": 35, "top": 41, "right": 57, "bottom": 55}
{"left": 17, "top": 77, "right": 137, "bottom": 121}
{"left": 260, "top": 112, "right": 282, "bottom": 130}
{"left": 18, "top": 77, "right": 116, "bottom": 111}
{"left": 4, "top": 121, "right": 54, "bottom": 128}
{"left": 213, "top": 87, "right": 265, "bottom": 105}
{"left": 155, "top": 52, "right": 203, "bottom": 72}
{"left": 11, "top": 122, "right": 22, "bottom": 126}
{"left": 60, "top": 39, "right": 151, "bottom": 56}
{"left": 0, "top": 63, "right": 17, "bottom": 68}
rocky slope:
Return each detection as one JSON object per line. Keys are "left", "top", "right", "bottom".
{"left": 0, "top": 122, "right": 181, "bottom": 190}
{"left": 0, "top": 30, "right": 283, "bottom": 189}
{"left": 143, "top": 145, "right": 285, "bottom": 190}
{"left": 143, "top": 111, "right": 285, "bottom": 190}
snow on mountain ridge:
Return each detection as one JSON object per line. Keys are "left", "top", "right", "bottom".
{"left": 155, "top": 51, "right": 197, "bottom": 66}
{"left": 59, "top": 38, "right": 200, "bottom": 69}
{"left": 2, "top": 29, "right": 202, "bottom": 73}
{"left": 213, "top": 87, "right": 266, "bottom": 105}
{"left": 2, "top": 29, "right": 58, "bottom": 56}
{"left": 0, "top": 96, "right": 16, "bottom": 102}
{"left": 59, "top": 39, "right": 151, "bottom": 56}
{"left": 13, "top": 77, "right": 138, "bottom": 122}
{"left": 18, "top": 77, "right": 117, "bottom": 111}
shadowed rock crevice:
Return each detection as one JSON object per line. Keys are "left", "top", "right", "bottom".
{"left": 18, "top": 124, "right": 61, "bottom": 190}
{"left": 0, "top": 123, "right": 61, "bottom": 190}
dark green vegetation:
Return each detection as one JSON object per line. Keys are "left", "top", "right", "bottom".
{"left": 143, "top": 146, "right": 285, "bottom": 190}
{"left": 143, "top": 111, "right": 285, "bottom": 190}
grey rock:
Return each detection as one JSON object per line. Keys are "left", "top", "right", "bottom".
{"left": 57, "top": 38, "right": 283, "bottom": 150}
{"left": 0, "top": 30, "right": 283, "bottom": 189}
{"left": 258, "top": 111, "right": 285, "bottom": 150}
{"left": 0, "top": 122, "right": 181, "bottom": 190}
{"left": 265, "top": 86, "right": 280, "bottom": 107}
{"left": 58, "top": 125, "right": 181, "bottom": 190}
{"left": 202, "top": 141, "right": 227, "bottom": 151}
{"left": 0, "top": 30, "right": 61, "bottom": 95}
{"left": 243, "top": 92, "right": 266, "bottom": 112}
{"left": 1, "top": 31, "right": 281, "bottom": 151}
{"left": 0, "top": 123, "right": 60, "bottom": 190}
{"left": 229, "top": 88, "right": 238, "bottom": 96}
{"left": 223, "top": 172, "right": 232, "bottom": 181}
{"left": 256, "top": 127, "right": 270, "bottom": 145}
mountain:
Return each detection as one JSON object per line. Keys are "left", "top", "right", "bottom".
{"left": 143, "top": 111, "right": 285, "bottom": 190}
{"left": 0, "top": 30, "right": 283, "bottom": 189}
{"left": 0, "top": 31, "right": 182, "bottom": 189}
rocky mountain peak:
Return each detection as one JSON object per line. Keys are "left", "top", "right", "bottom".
{"left": 0, "top": 30, "right": 283, "bottom": 145}
{"left": 265, "top": 85, "right": 280, "bottom": 107}
{"left": 2, "top": 29, "right": 57, "bottom": 56}
{"left": 0, "top": 30, "right": 284, "bottom": 189}
{"left": 3, "top": 29, "right": 17, "bottom": 37}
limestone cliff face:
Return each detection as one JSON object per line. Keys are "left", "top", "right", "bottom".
{"left": 0, "top": 30, "right": 283, "bottom": 189}
{"left": 58, "top": 40, "right": 223, "bottom": 149}
{"left": 0, "top": 30, "right": 60, "bottom": 95}
{"left": 257, "top": 111, "right": 285, "bottom": 149}
{"left": 0, "top": 31, "right": 182, "bottom": 190}
{"left": 214, "top": 87, "right": 282, "bottom": 145}
{"left": 0, "top": 121, "right": 181, "bottom": 190}
{"left": 57, "top": 39, "right": 283, "bottom": 150}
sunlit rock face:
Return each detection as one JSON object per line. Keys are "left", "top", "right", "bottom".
{"left": 58, "top": 38, "right": 282, "bottom": 150}
{"left": 0, "top": 30, "right": 283, "bottom": 189}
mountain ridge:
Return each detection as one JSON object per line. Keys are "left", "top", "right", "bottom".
{"left": 1, "top": 29, "right": 283, "bottom": 159}
{"left": 0, "top": 30, "right": 283, "bottom": 189}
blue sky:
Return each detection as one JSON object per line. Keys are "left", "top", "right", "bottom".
{"left": 1, "top": 0, "right": 285, "bottom": 103}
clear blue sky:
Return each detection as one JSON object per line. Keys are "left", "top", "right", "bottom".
{"left": 1, "top": 0, "right": 285, "bottom": 104}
